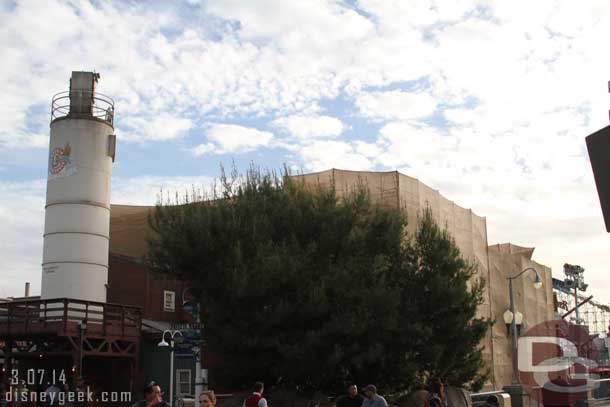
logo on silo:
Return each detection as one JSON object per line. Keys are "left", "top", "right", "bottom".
{"left": 49, "top": 142, "right": 77, "bottom": 178}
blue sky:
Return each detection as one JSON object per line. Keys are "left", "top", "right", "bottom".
{"left": 1, "top": 0, "right": 610, "bottom": 304}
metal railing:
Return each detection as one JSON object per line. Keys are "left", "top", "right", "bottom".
{"left": 472, "top": 390, "right": 511, "bottom": 407}
{"left": 0, "top": 297, "right": 141, "bottom": 337}
{"left": 51, "top": 90, "right": 114, "bottom": 125}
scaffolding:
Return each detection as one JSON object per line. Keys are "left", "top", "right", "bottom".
{"left": 554, "top": 278, "right": 610, "bottom": 336}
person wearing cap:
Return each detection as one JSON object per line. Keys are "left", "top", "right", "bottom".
{"left": 335, "top": 384, "right": 364, "bottom": 407}
{"left": 131, "top": 382, "right": 169, "bottom": 407}
{"left": 362, "top": 385, "right": 388, "bottom": 407}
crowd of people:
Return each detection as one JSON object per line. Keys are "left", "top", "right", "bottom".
{"left": 131, "top": 379, "right": 447, "bottom": 407}
{"left": 0, "top": 377, "right": 450, "bottom": 407}
{"left": 335, "top": 384, "right": 389, "bottom": 407}
{"left": 131, "top": 380, "right": 395, "bottom": 407}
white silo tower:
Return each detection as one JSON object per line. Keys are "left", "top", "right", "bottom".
{"left": 41, "top": 72, "right": 116, "bottom": 303}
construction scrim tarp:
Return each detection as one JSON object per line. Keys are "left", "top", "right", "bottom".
{"left": 108, "top": 169, "right": 556, "bottom": 390}
{"left": 487, "top": 243, "right": 554, "bottom": 388}
{"left": 109, "top": 204, "right": 154, "bottom": 259}
{"left": 294, "top": 169, "right": 555, "bottom": 390}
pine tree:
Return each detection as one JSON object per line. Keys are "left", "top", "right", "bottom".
{"left": 406, "top": 208, "right": 491, "bottom": 389}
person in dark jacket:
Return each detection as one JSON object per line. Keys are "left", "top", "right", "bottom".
{"left": 335, "top": 384, "right": 364, "bottom": 407}
{"left": 131, "top": 382, "right": 168, "bottom": 407}
{"left": 0, "top": 384, "right": 8, "bottom": 407}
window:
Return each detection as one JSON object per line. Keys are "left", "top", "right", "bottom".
{"left": 164, "top": 290, "right": 175, "bottom": 312}
{"left": 176, "top": 369, "right": 192, "bottom": 397}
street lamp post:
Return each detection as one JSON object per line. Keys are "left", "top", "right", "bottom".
{"left": 508, "top": 267, "right": 543, "bottom": 385}
{"left": 158, "top": 329, "right": 183, "bottom": 407}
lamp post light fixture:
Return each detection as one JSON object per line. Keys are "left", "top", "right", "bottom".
{"left": 508, "top": 267, "right": 543, "bottom": 385}
{"left": 503, "top": 309, "right": 523, "bottom": 335}
{"left": 158, "top": 329, "right": 183, "bottom": 407}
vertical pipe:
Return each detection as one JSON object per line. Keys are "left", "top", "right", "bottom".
{"left": 24, "top": 282, "right": 30, "bottom": 298}
{"left": 79, "top": 324, "right": 84, "bottom": 378}
{"left": 574, "top": 285, "right": 579, "bottom": 324}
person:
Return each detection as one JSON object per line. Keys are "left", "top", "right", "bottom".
{"left": 362, "top": 385, "right": 387, "bottom": 407}
{"left": 427, "top": 378, "right": 447, "bottom": 407}
{"left": 243, "top": 382, "right": 268, "bottom": 407}
{"left": 59, "top": 382, "right": 72, "bottom": 407}
{"left": 131, "top": 382, "right": 169, "bottom": 407}
{"left": 336, "top": 384, "right": 364, "bottom": 407}
{"left": 199, "top": 390, "right": 217, "bottom": 407}
{"left": 74, "top": 378, "right": 88, "bottom": 407}
{"left": 0, "top": 384, "right": 8, "bottom": 407}
{"left": 45, "top": 382, "right": 62, "bottom": 407}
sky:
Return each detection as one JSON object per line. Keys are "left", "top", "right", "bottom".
{"left": 0, "top": 0, "right": 609, "bottom": 305}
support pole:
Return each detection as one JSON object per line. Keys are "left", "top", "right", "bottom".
{"left": 170, "top": 339, "right": 174, "bottom": 407}
{"left": 509, "top": 278, "right": 519, "bottom": 384}
{"left": 574, "top": 285, "right": 580, "bottom": 324}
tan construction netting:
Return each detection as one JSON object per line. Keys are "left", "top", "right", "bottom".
{"left": 109, "top": 169, "right": 555, "bottom": 390}
{"left": 294, "top": 169, "right": 555, "bottom": 390}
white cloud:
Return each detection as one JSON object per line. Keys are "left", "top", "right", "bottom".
{"left": 202, "top": 124, "right": 273, "bottom": 154}
{"left": 354, "top": 140, "right": 382, "bottom": 158}
{"left": 298, "top": 140, "right": 373, "bottom": 172}
{"left": 112, "top": 175, "right": 216, "bottom": 205}
{"left": 0, "top": 180, "right": 45, "bottom": 298}
{"left": 121, "top": 113, "right": 193, "bottom": 142}
{"left": 205, "top": 0, "right": 374, "bottom": 54}
{"left": 2, "top": 0, "right": 610, "bottom": 304}
{"left": 271, "top": 115, "right": 345, "bottom": 139}
{"left": 192, "top": 143, "right": 216, "bottom": 156}
{"left": 356, "top": 90, "right": 438, "bottom": 121}
{"left": 374, "top": 121, "right": 456, "bottom": 168}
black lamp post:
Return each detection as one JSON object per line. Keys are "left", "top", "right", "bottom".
{"left": 507, "top": 267, "right": 542, "bottom": 385}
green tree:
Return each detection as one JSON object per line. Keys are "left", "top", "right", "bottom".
{"left": 147, "top": 166, "right": 490, "bottom": 394}
{"left": 402, "top": 209, "right": 491, "bottom": 390}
